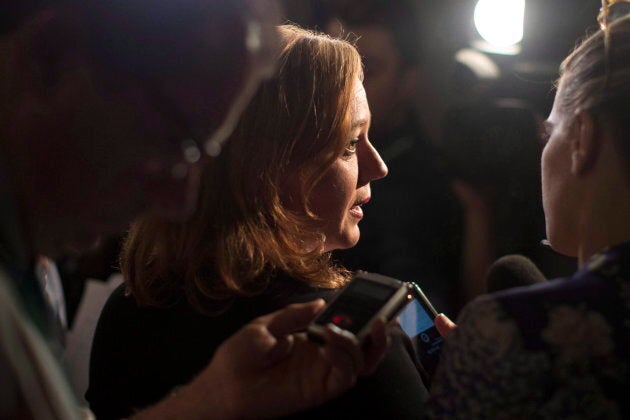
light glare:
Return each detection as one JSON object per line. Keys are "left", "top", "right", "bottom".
{"left": 474, "top": 0, "right": 525, "bottom": 47}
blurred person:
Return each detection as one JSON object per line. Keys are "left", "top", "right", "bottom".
{"left": 441, "top": 102, "right": 558, "bottom": 303}
{"left": 56, "top": 235, "right": 123, "bottom": 328}
{"left": 88, "top": 25, "right": 428, "bottom": 419}
{"left": 430, "top": 13, "right": 630, "bottom": 418}
{"left": 0, "top": 2, "right": 386, "bottom": 418}
{"left": 326, "top": 0, "right": 461, "bottom": 313}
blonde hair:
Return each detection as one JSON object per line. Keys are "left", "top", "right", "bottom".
{"left": 559, "top": 15, "right": 630, "bottom": 165}
{"left": 121, "top": 25, "right": 362, "bottom": 313}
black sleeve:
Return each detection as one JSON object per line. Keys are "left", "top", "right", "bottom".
{"left": 86, "top": 285, "right": 138, "bottom": 419}
{"left": 86, "top": 285, "right": 167, "bottom": 420}
{"left": 86, "top": 285, "right": 230, "bottom": 420}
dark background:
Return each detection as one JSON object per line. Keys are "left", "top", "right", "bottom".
{"left": 280, "top": 0, "right": 602, "bottom": 116}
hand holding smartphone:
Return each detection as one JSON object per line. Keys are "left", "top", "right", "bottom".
{"left": 308, "top": 271, "right": 445, "bottom": 377}
{"left": 307, "top": 271, "right": 414, "bottom": 345}
{"left": 398, "top": 283, "right": 444, "bottom": 376}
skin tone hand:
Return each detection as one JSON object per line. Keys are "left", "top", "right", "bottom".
{"left": 435, "top": 313, "right": 457, "bottom": 339}
{"left": 133, "top": 300, "right": 389, "bottom": 420}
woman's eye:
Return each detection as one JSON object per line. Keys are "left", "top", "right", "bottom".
{"left": 344, "top": 138, "right": 359, "bottom": 155}
{"left": 540, "top": 122, "right": 553, "bottom": 145}
{"left": 539, "top": 130, "right": 551, "bottom": 145}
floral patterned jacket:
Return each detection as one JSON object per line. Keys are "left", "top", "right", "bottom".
{"left": 429, "top": 241, "right": 629, "bottom": 419}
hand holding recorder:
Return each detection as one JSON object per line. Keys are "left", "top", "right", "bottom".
{"left": 136, "top": 300, "right": 388, "bottom": 419}
{"left": 309, "top": 272, "right": 448, "bottom": 377}
{"left": 308, "top": 272, "right": 415, "bottom": 345}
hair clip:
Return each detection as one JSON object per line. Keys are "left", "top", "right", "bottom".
{"left": 598, "top": 0, "right": 630, "bottom": 29}
{"left": 598, "top": 0, "right": 630, "bottom": 89}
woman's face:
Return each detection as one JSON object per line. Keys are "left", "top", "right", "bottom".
{"left": 541, "top": 83, "right": 580, "bottom": 256}
{"left": 309, "top": 80, "right": 388, "bottom": 252}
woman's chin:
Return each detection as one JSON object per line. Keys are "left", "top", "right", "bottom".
{"left": 324, "top": 231, "right": 361, "bottom": 253}
{"left": 546, "top": 232, "right": 578, "bottom": 258}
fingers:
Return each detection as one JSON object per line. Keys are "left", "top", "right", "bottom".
{"left": 320, "top": 317, "right": 389, "bottom": 380}
{"left": 435, "top": 313, "right": 457, "bottom": 339}
{"left": 260, "top": 299, "right": 326, "bottom": 337}
{"left": 263, "top": 333, "right": 295, "bottom": 367}
{"left": 321, "top": 324, "right": 363, "bottom": 385}
{"left": 235, "top": 300, "right": 325, "bottom": 368}
{"left": 360, "top": 318, "right": 389, "bottom": 376}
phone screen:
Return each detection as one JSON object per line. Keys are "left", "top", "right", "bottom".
{"left": 315, "top": 279, "right": 397, "bottom": 335}
{"left": 399, "top": 294, "right": 443, "bottom": 376}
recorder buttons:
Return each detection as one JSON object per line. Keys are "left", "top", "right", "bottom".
{"left": 331, "top": 314, "right": 353, "bottom": 328}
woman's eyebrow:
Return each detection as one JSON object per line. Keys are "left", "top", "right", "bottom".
{"left": 351, "top": 118, "right": 368, "bottom": 130}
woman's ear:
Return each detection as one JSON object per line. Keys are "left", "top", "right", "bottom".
{"left": 571, "top": 110, "right": 600, "bottom": 176}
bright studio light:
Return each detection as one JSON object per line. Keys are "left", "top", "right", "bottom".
{"left": 474, "top": 0, "right": 525, "bottom": 48}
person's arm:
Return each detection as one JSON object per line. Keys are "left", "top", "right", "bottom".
{"left": 451, "top": 180, "right": 496, "bottom": 303}
{"left": 132, "top": 300, "right": 388, "bottom": 419}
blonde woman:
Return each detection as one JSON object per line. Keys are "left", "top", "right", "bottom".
{"left": 430, "top": 13, "right": 630, "bottom": 418}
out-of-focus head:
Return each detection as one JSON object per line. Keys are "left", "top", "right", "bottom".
{"left": 123, "top": 25, "right": 387, "bottom": 311}
{"left": 326, "top": 0, "right": 421, "bottom": 135}
{"left": 0, "top": 0, "right": 279, "bottom": 255}
{"left": 542, "top": 15, "right": 630, "bottom": 256}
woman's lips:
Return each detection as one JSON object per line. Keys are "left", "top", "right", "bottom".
{"left": 349, "top": 205, "right": 364, "bottom": 219}
{"left": 349, "top": 196, "right": 370, "bottom": 219}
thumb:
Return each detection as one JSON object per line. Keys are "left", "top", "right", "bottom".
{"left": 263, "top": 299, "right": 326, "bottom": 337}
{"left": 435, "top": 313, "right": 457, "bottom": 339}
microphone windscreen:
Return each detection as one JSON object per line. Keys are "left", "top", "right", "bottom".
{"left": 485, "top": 254, "right": 546, "bottom": 293}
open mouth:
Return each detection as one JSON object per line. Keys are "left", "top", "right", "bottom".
{"left": 349, "top": 196, "right": 370, "bottom": 219}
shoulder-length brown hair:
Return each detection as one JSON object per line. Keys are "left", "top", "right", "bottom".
{"left": 121, "top": 25, "right": 362, "bottom": 313}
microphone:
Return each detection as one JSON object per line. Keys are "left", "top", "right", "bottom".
{"left": 485, "top": 255, "right": 547, "bottom": 293}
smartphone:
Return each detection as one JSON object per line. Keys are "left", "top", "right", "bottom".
{"left": 398, "top": 283, "right": 443, "bottom": 376}
{"left": 308, "top": 271, "right": 414, "bottom": 344}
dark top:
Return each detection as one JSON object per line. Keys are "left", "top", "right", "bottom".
{"left": 87, "top": 276, "right": 429, "bottom": 419}
{"left": 429, "top": 241, "right": 630, "bottom": 418}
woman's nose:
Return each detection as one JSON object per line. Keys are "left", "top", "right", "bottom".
{"left": 359, "top": 139, "right": 388, "bottom": 185}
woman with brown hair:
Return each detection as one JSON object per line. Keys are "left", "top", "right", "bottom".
{"left": 87, "top": 25, "right": 428, "bottom": 419}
